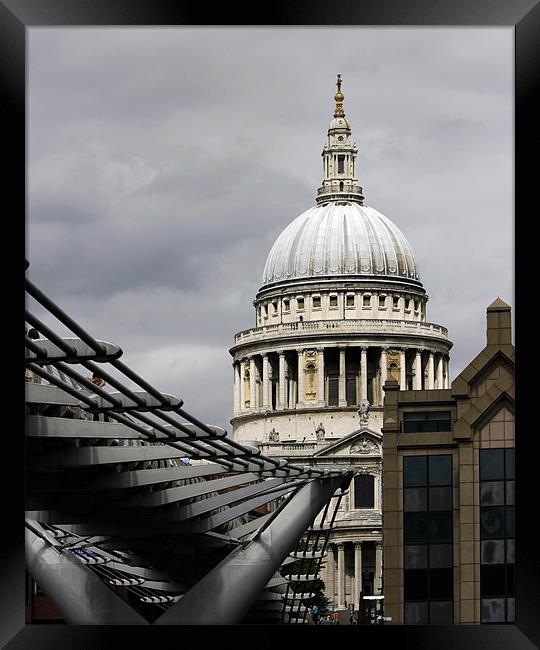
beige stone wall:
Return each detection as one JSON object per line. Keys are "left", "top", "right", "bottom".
{"left": 470, "top": 363, "right": 512, "bottom": 398}
{"left": 233, "top": 407, "right": 384, "bottom": 445}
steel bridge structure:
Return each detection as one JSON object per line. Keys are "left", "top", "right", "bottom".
{"left": 25, "top": 267, "right": 353, "bottom": 625}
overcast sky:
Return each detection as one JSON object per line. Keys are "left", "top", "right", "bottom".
{"left": 27, "top": 27, "right": 513, "bottom": 430}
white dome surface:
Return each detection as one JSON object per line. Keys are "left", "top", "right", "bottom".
{"left": 262, "top": 202, "right": 420, "bottom": 287}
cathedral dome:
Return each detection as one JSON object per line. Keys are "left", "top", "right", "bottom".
{"left": 261, "top": 201, "right": 420, "bottom": 287}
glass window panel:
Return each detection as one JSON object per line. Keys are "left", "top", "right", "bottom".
{"left": 506, "top": 539, "right": 515, "bottom": 564}
{"left": 428, "top": 456, "right": 452, "bottom": 485}
{"left": 436, "top": 418, "right": 452, "bottom": 432}
{"left": 480, "top": 449, "right": 504, "bottom": 481}
{"left": 507, "top": 598, "right": 515, "bottom": 623}
{"left": 428, "top": 511, "right": 453, "bottom": 543}
{"left": 506, "top": 481, "right": 514, "bottom": 505}
{"left": 481, "top": 598, "right": 506, "bottom": 623}
{"left": 481, "top": 565, "right": 506, "bottom": 597}
{"left": 404, "top": 487, "right": 427, "bottom": 512}
{"left": 481, "top": 540, "right": 505, "bottom": 564}
{"left": 404, "top": 512, "right": 429, "bottom": 544}
{"left": 404, "top": 545, "right": 428, "bottom": 570}
{"left": 346, "top": 378, "right": 357, "bottom": 406}
{"left": 426, "top": 410, "right": 451, "bottom": 420}
{"left": 507, "top": 564, "right": 515, "bottom": 596}
{"left": 404, "top": 570, "right": 428, "bottom": 600}
{"left": 505, "top": 449, "right": 514, "bottom": 479}
{"left": 404, "top": 412, "right": 427, "bottom": 422}
{"left": 429, "top": 544, "right": 452, "bottom": 568}
{"left": 429, "top": 601, "right": 453, "bottom": 624}
{"left": 328, "top": 378, "right": 338, "bottom": 406}
{"left": 403, "top": 416, "right": 452, "bottom": 433}
{"left": 403, "top": 421, "right": 421, "bottom": 433}
{"left": 404, "top": 456, "right": 427, "bottom": 486}
{"left": 506, "top": 507, "right": 514, "bottom": 538}
{"left": 480, "top": 481, "right": 505, "bottom": 506}
{"left": 429, "top": 486, "right": 453, "bottom": 511}
{"left": 429, "top": 568, "right": 453, "bottom": 599}
{"left": 480, "top": 507, "right": 505, "bottom": 539}
{"left": 404, "top": 601, "right": 428, "bottom": 625}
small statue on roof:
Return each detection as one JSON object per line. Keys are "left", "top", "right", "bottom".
{"left": 314, "top": 421, "right": 325, "bottom": 441}
{"left": 358, "top": 399, "right": 370, "bottom": 424}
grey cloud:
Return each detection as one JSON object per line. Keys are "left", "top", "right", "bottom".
{"left": 28, "top": 27, "right": 513, "bottom": 428}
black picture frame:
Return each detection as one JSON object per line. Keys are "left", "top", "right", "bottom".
{"left": 2, "top": 1, "right": 538, "bottom": 648}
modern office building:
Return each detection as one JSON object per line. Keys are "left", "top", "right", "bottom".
{"left": 382, "top": 298, "right": 514, "bottom": 624}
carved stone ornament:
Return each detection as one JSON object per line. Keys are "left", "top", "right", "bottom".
{"left": 356, "top": 467, "right": 373, "bottom": 475}
{"left": 358, "top": 399, "right": 370, "bottom": 423}
{"left": 314, "top": 421, "right": 325, "bottom": 441}
{"left": 350, "top": 436, "right": 379, "bottom": 455}
{"left": 268, "top": 427, "right": 280, "bottom": 443}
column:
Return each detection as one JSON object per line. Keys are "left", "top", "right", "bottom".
{"left": 262, "top": 353, "right": 270, "bottom": 410}
{"left": 380, "top": 347, "right": 388, "bottom": 405}
{"left": 249, "top": 356, "right": 256, "bottom": 410}
{"left": 287, "top": 375, "right": 293, "bottom": 409}
{"left": 297, "top": 349, "right": 304, "bottom": 407}
{"left": 435, "top": 354, "right": 443, "bottom": 389}
{"left": 399, "top": 349, "right": 407, "bottom": 389}
{"left": 444, "top": 356, "right": 450, "bottom": 388}
{"left": 317, "top": 348, "right": 325, "bottom": 406}
{"left": 354, "top": 542, "right": 363, "bottom": 610}
{"left": 337, "top": 543, "right": 345, "bottom": 608}
{"left": 427, "top": 351, "right": 435, "bottom": 390}
{"left": 240, "top": 359, "right": 247, "bottom": 410}
{"left": 374, "top": 541, "right": 383, "bottom": 595}
{"left": 278, "top": 351, "right": 287, "bottom": 409}
{"left": 326, "top": 544, "right": 336, "bottom": 606}
{"left": 233, "top": 362, "right": 240, "bottom": 415}
{"left": 338, "top": 348, "right": 347, "bottom": 406}
{"left": 360, "top": 347, "right": 368, "bottom": 401}
{"left": 414, "top": 349, "right": 422, "bottom": 390}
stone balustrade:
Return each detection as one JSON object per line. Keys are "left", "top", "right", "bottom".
{"left": 234, "top": 318, "right": 448, "bottom": 346}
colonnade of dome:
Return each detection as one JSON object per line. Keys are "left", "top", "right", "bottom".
{"left": 232, "top": 344, "right": 450, "bottom": 418}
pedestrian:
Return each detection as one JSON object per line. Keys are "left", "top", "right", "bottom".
{"left": 311, "top": 603, "right": 319, "bottom": 625}
{"left": 90, "top": 373, "right": 106, "bottom": 388}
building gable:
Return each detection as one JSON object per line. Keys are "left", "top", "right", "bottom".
{"left": 313, "top": 427, "right": 382, "bottom": 458}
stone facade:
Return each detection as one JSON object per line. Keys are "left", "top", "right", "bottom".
{"left": 230, "top": 77, "right": 452, "bottom": 613}
{"left": 382, "top": 298, "right": 514, "bottom": 624}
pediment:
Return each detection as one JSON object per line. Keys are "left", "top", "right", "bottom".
{"left": 313, "top": 427, "right": 382, "bottom": 458}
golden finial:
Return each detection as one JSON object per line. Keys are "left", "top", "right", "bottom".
{"left": 334, "top": 74, "right": 345, "bottom": 117}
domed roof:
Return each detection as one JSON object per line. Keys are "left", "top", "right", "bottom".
{"left": 262, "top": 202, "right": 420, "bottom": 287}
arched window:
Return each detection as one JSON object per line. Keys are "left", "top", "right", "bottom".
{"left": 339, "top": 181, "right": 344, "bottom": 191}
